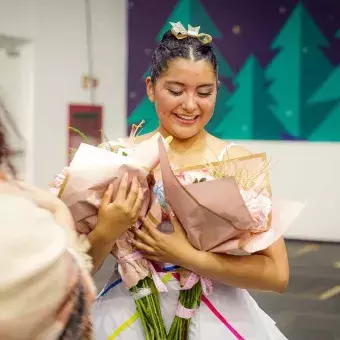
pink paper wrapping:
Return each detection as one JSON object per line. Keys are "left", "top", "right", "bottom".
{"left": 55, "top": 133, "right": 170, "bottom": 288}
{"left": 158, "top": 137, "right": 304, "bottom": 255}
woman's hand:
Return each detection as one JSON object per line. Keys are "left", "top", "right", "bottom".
{"left": 96, "top": 173, "right": 144, "bottom": 243}
{"left": 130, "top": 208, "right": 197, "bottom": 267}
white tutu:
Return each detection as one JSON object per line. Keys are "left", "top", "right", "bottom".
{"left": 93, "top": 269, "right": 288, "bottom": 340}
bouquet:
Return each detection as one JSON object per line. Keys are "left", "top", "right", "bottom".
{"left": 155, "top": 137, "right": 304, "bottom": 339}
{"left": 52, "top": 132, "right": 172, "bottom": 340}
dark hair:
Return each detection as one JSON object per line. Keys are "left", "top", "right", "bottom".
{"left": 150, "top": 30, "right": 218, "bottom": 83}
{"left": 0, "top": 99, "right": 16, "bottom": 176}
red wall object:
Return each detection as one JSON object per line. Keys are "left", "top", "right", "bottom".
{"left": 68, "top": 104, "right": 103, "bottom": 162}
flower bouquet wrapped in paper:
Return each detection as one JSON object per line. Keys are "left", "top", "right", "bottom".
{"left": 52, "top": 132, "right": 173, "bottom": 340}
{"left": 156, "top": 137, "right": 304, "bottom": 339}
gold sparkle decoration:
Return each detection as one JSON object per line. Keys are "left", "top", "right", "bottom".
{"left": 232, "top": 25, "right": 241, "bottom": 35}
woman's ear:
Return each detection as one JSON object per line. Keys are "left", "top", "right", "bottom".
{"left": 146, "top": 77, "right": 155, "bottom": 103}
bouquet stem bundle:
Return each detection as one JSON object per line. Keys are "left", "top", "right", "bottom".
{"left": 168, "top": 281, "right": 202, "bottom": 340}
{"left": 130, "top": 276, "right": 167, "bottom": 340}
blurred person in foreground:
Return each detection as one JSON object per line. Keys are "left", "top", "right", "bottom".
{"left": 0, "top": 107, "right": 143, "bottom": 339}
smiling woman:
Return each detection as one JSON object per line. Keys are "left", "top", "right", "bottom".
{"left": 146, "top": 30, "right": 218, "bottom": 140}
{"left": 92, "top": 23, "right": 289, "bottom": 340}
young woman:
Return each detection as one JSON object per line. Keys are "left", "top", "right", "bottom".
{"left": 91, "top": 25, "right": 289, "bottom": 339}
{"left": 0, "top": 109, "right": 142, "bottom": 339}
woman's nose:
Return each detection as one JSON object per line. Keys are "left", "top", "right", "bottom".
{"left": 182, "top": 94, "right": 198, "bottom": 112}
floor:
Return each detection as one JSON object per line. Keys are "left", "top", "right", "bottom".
{"left": 251, "top": 240, "right": 340, "bottom": 340}
{"left": 94, "top": 240, "right": 340, "bottom": 339}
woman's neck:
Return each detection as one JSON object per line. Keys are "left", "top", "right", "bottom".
{"left": 157, "top": 127, "right": 209, "bottom": 155}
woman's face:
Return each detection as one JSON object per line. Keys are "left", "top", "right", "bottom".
{"left": 146, "top": 58, "right": 217, "bottom": 140}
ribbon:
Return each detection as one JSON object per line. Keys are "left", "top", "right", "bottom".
{"left": 175, "top": 303, "right": 197, "bottom": 319}
{"left": 107, "top": 273, "right": 172, "bottom": 340}
{"left": 117, "top": 251, "right": 143, "bottom": 265}
{"left": 118, "top": 251, "right": 168, "bottom": 293}
{"left": 103, "top": 265, "right": 244, "bottom": 340}
{"left": 181, "top": 272, "right": 213, "bottom": 296}
{"left": 147, "top": 260, "right": 168, "bottom": 293}
{"left": 131, "top": 287, "right": 152, "bottom": 301}
{"left": 170, "top": 21, "right": 212, "bottom": 44}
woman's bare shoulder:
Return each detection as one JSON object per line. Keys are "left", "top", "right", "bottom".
{"left": 207, "top": 134, "right": 252, "bottom": 159}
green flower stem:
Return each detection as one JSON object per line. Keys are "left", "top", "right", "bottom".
{"left": 130, "top": 277, "right": 167, "bottom": 340}
{"left": 167, "top": 282, "right": 203, "bottom": 340}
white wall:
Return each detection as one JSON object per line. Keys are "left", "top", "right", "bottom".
{"left": 0, "top": 0, "right": 127, "bottom": 186}
{"left": 243, "top": 140, "right": 340, "bottom": 242}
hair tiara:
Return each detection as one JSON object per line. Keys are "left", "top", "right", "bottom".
{"left": 169, "top": 21, "right": 212, "bottom": 45}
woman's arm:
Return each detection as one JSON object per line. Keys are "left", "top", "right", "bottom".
{"left": 182, "top": 238, "right": 289, "bottom": 293}
{"left": 87, "top": 228, "right": 117, "bottom": 275}
{"left": 132, "top": 213, "right": 289, "bottom": 294}
{"left": 88, "top": 175, "right": 144, "bottom": 274}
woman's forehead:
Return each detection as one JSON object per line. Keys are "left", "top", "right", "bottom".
{"left": 160, "top": 58, "right": 216, "bottom": 85}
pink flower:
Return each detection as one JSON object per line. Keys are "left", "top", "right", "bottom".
{"left": 240, "top": 188, "right": 272, "bottom": 232}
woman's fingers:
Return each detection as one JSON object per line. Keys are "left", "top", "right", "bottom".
{"left": 125, "top": 176, "right": 139, "bottom": 207}
{"left": 167, "top": 205, "right": 186, "bottom": 236}
{"left": 115, "top": 173, "right": 128, "bottom": 203}
{"left": 133, "top": 226, "right": 156, "bottom": 247}
{"left": 100, "top": 183, "right": 114, "bottom": 207}
{"left": 141, "top": 217, "right": 162, "bottom": 240}
{"left": 131, "top": 186, "right": 144, "bottom": 217}
{"left": 130, "top": 239, "right": 156, "bottom": 254}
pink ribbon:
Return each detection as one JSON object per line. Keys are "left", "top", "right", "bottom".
{"left": 118, "top": 251, "right": 168, "bottom": 293}
{"left": 147, "top": 261, "right": 168, "bottom": 293}
{"left": 117, "top": 251, "right": 143, "bottom": 265}
{"left": 175, "top": 303, "right": 197, "bottom": 319}
{"left": 181, "top": 272, "right": 213, "bottom": 296}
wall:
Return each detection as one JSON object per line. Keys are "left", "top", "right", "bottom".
{"left": 0, "top": 0, "right": 127, "bottom": 186}
{"left": 243, "top": 140, "right": 340, "bottom": 242}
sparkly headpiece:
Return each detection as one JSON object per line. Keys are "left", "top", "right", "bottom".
{"left": 169, "top": 21, "right": 212, "bottom": 44}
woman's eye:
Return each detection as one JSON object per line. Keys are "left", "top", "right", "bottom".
{"left": 198, "top": 92, "right": 212, "bottom": 98}
{"left": 168, "top": 90, "right": 183, "bottom": 96}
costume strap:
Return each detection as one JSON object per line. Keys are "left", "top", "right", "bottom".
{"left": 218, "top": 142, "right": 236, "bottom": 161}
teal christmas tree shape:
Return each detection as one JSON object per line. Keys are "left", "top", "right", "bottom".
{"left": 266, "top": 2, "right": 333, "bottom": 139}
{"left": 128, "top": 0, "right": 234, "bottom": 135}
{"left": 309, "top": 29, "right": 340, "bottom": 142}
{"left": 128, "top": 96, "right": 159, "bottom": 134}
{"left": 214, "top": 55, "right": 285, "bottom": 140}
{"left": 308, "top": 66, "right": 340, "bottom": 141}
{"left": 336, "top": 29, "right": 340, "bottom": 39}
{"left": 156, "top": 0, "right": 222, "bottom": 41}
{"left": 205, "top": 83, "right": 231, "bottom": 134}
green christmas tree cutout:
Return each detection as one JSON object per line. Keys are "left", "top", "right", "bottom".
{"left": 308, "top": 31, "right": 340, "bottom": 141}
{"left": 156, "top": 0, "right": 222, "bottom": 41}
{"left": 128, "top": 96, "right": 159, "bottom": 134}
{"left": 215, "top": 55, "right": 285, "bottom": 140}
{"left": 128, "top": 0, "right": 234, "bottom": 135}
{"left": 206, "top": 83, "right": 231, "bottom": 134}
{"left": 336, "top": 29, "right": 340, "bottom": 39}
{"left": 266, "top": 2, "right": 333, "bottom": 139}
